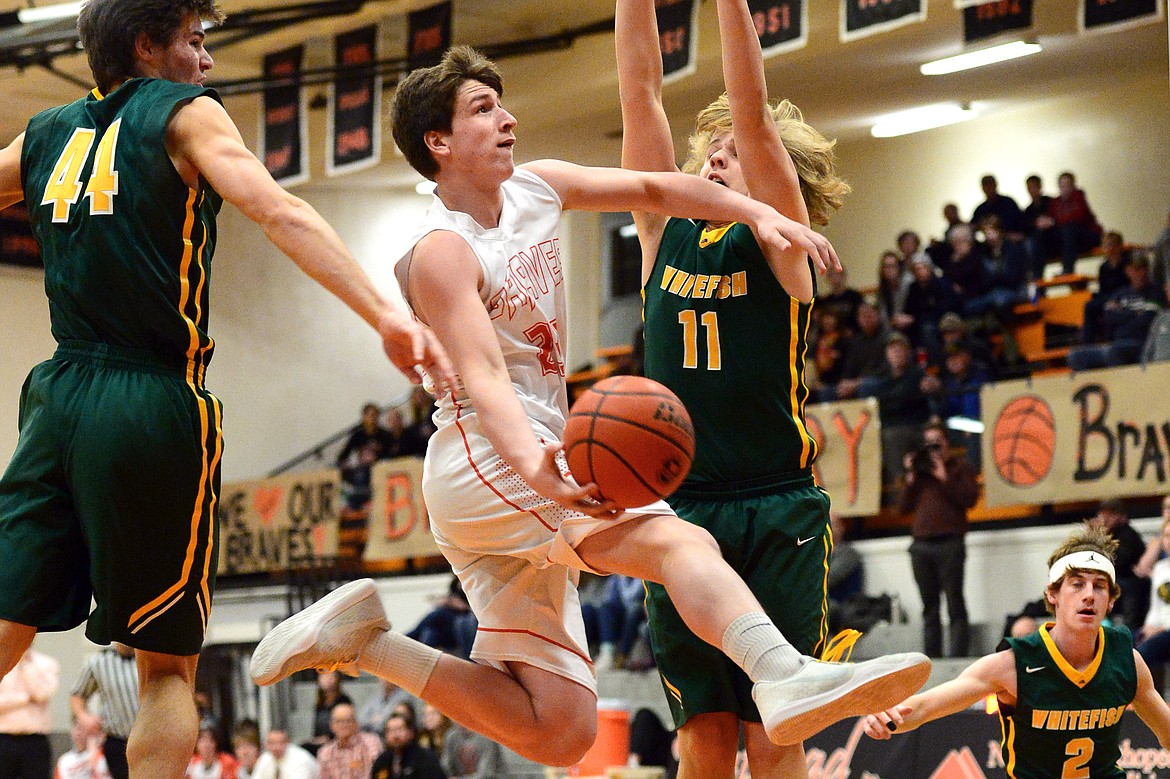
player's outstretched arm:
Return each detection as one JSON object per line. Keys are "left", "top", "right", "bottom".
{"left": 1131, "top": 650, "right": 1170, "bottom": 748}
{"left": 864, "top": 651, "right": 1013, "bottom": 739}
{"left": 166, "top": 96, "right": 454, "bottom": 390}
{"left": 523, "top": 159, "right": 837, "bottom": 271}
{"left": 404, "top": 230, "right": 617, "bottom": 520}
{"left": 615, "top": 0, "right": 675, "bottom": 279}
{"left": 0, "top": 133, "right": 25, "bottom": 212}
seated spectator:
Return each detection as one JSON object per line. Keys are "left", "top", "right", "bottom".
{"left": 933, "top": 344, "right": 993, "bottom": 467}
{"left": 876, "top": 250, "right": 912, "bottom": 334}
{"left": 1082, "top": 231, "right": 1133, "bottom": 344}
{"left": 1035, "top": 171, "right": 1103, "bottom": 274}
{"left": 1092, "top": 499, "right": 1151, "bottom": 630}
{"left": 971, "top": 174, "right": 1024, "bottom": 237}
{"left": 231, "top": 724, "right": 261, "bottom": 779}
{"left": 933, "top": 313, "right": 996, "bottom": 375}
{"left": 1153, "top": 207, "right": 1170, "bottom": 305}
{"left": 380, "top": 408, "right": 407, "bottom": 461}
{"left": 924, "top": 202, "right": 964, "bottom": 267}
{"left": 317, "top": 704, "right": 381, "bottom": 779}
{"left": 358, "top": 680, "right": 418, "bottom": 736}
{"left": 1068, "top": 254, "right": 1164, "bottom": 371}
{"left": 420, "top": 704, "right": 502, "bottom": 779}
{"left": 628, "top": 708, "right": 678, "bottom": 779}
{"left": 866, "top": 332, "right": 932, "bottom": 492}
{"left": 967, "top": 215, "right": 1028, "bottom": 319}
{"left": 902, "top": 254, "right": 958, "bottom": 355}
{"left": 401, "top": 386, "right": 438, "bottom": 458}
{"left": 307, "top": 671, "right": 352, "bottom": 755}
{"left": 595, "top": 575, "right": 648, "bottom": 671}
{"left": 817, "top": 265, "right": 864, "bottom": 333}
{"left": 1143, "top": 302, "right": 1170, "bottom": 364}
{"left": 1022, "top": 174, "right": 1055, "bottom": 277}
{"left": 337, "top": 403, "right": 395, "bottom": 510}
{"left": 810, "top": 309, "right": 850, "bottom": 396}
{"left": 896, "top": 230, "right": 922, "bottom": 266}
{"left": 370, "top": 713, "right": 445, "bottom": 779}
{"left": 187, "top": 727, "right": 239, "bottom": 779}
{"left": 1000, "top": 597, "right": 1048, "bottom": 640}
{"left": 941, "top": 224, "right": 990, "bottom": 316}
{"left": 407, "top": 575, "right": 476, "bottom": 659}
{"left": 831, "top": 302, "right": 887, "bottom": 400}
{"left": 57, "top": 718, "right": 111, "bottom": 779}
{"left": 251, "top": 729, "right": 317, "bottom": 779}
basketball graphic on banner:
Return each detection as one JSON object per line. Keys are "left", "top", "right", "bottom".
{"left": 991, "top": 395, "right": 1056, "bottom": 487}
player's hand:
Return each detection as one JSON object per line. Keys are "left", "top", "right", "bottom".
{"left": 377, "top": 309, "right": 456, "bottom": 394}
{"left": 751, "top": 210, "right": 841, "bottom": 274}
{"left": 527, "top": 443, "right": 621, "bottom": 519}
{"left": 863, "top": 704, "right": 911, "bottom": 740}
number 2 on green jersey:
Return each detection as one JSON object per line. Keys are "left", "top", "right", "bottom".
{"left": 678, "top": 309, "right": 721, "bottom": 370}
{"left": 41, "top": 119, "right": 122, "bottom": 223}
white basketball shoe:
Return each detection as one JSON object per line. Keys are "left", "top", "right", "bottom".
{"left": 250, "top": 578, "right": 390, "bottom": 685}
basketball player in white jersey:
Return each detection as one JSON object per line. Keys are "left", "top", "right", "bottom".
{"left": 251, "top": 46, "right": 929, "bottom": 764}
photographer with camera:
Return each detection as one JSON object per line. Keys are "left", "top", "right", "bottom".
{"left": 899, "top": 421, "right": 980, "bottom": 658}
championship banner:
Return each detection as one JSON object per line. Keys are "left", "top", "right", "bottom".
{"left": 748, "top": 0, "right": 807, "bottom": 57}
{"left": 407, "top": 1, "right": 452, "bottom": 72}
{"left": 0, "top": 202, "right": 40, "bottom": 268}
{"left": 804, "top": 397, "right": 881, "bottom": 517}
{"left": 364, "top": 457, "right": 441, "bottom": 563}
{"left": 327, "top": 25, "right": 381, "bottom": 176}
{"left": 981, "top": 362, "right": 1170, "bottom": 508}
{"left": 218, "top": 469, "right": 341, "bottom": 575}
{"left": 657, "top": 0, "right": 700, "bottom": 85}
{"left": 1080, "top": 0, "right": 1162, "bottom": 34}
{"left": 260, "top": 45, "right": 308, "bottom": 187}
{"left": 841, "top": 0, "right": 926, "bottom": 43}
{"left": 964, "top": 0, "right": 1033, "bottom": 43}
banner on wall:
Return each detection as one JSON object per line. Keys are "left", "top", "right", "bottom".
{"left": 327, "top": 25, "right": 381, "bottom": 176}
{"left": 804, "top": 397, "right": 882, "bottom": 517}
{"left": 657, "top": 0, "right": 701, "bottom": 85}
{"left": 218, "top": 469, "right": 341, "bottom": 575}
{"left": 964, "top": 0, "right": 1033, "bottom": 43}
{"left": 260, "top": 45, "right": 308, "bottom": 187}
{"left": 980, "top": 362, "right": 1170, "bottom": 508}
{"left": 364, "top": 457, "right": 441, "bottom": 562}
{"left": 408, "top": 1, "right": 452, "bottom": 72}
{"left": 841, "top": 0, "right": 926, "bottom": 43}
{"left": 748, "top": 0, "right": 807, "bottom": 57}
{"left": 1080, "top": 0, "right": 1163, "bottom": 33}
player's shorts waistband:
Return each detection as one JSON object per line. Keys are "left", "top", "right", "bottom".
{"left": 672, "top": 467, "right": 815, "bottom": 500}
{"left": 55, "top": 340, "right": 197, "bottom": 382}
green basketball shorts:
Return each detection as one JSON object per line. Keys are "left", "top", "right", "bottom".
{"left": 0, "top": 341, "right": 223, "bottom": 655}
{"left": 645, "top": 469, "right": 831, "bottom": 729}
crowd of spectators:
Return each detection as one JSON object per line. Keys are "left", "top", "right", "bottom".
{"left": 337, "top": 387, "right": 438, "bottom": 511}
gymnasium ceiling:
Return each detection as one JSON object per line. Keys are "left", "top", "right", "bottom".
{"left": 0, "top": 0, "right": 1165, "bottom": 187}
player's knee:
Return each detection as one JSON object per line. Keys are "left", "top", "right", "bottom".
{"left": 135, "top": 650, "right": 198, "bottom": 688}
{"left": 673, "top": 519, "right": 719, "bottom": 555}
{"left": 525, "top": 709, "right": 596, "bottom": 765}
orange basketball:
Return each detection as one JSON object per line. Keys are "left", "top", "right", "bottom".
{"left": 991, "top": 394, "right": 1057, "bottom": 487}
{"left": 564, "top": 376, "right": 695, "bottom": 508}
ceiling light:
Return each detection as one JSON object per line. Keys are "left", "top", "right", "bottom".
{"left": 921, "top": 40, "right": 1042, "bottom": 76}
{"left": 16, "top": 1, "right": 83, "bottom": 24}
{"left": 415, "top": 180, "right": 437, "bottom": 196}
{"left": 871, "top": 103, "right": 979, "bottom": 138}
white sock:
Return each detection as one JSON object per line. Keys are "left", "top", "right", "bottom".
{"left": 721, "top": 612, "right": 804, "bottom": 683}
{"left": 357, "top": 631, "right": 441, "bottom": 698}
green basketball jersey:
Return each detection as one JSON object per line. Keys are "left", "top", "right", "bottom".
{"left": 998, "top": 623, "right": 1135, "bottom": 779}
{"left": 642, "top": 218, "right": 817, "bottom": 483}
{"left": 22, "top": 78, "right": 223, "bottom": 378}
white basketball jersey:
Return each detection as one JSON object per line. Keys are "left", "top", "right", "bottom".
{"left": 395, "top": 168, "right": 569, "bottom": 439}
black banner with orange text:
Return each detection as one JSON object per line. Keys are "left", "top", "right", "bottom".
{"left": 328, "top": 25, "right": 381, "bottom": 175}
{"left": 408, "top": 1, "right": 452, "bottom": 72}
{"left": 656, "top": 0, "right": 700, "bottom": 84}
{"left": 841, "top": 0, "right": 926, "bottom": 42}
{"left": 748, "top": 0, "right": 807, "bottom": 56}
{"left": 261, "top": 45, "right": 308, "bottom": 186}
{"left": 964, "top": 0, "right": 1032, "bottom": 43}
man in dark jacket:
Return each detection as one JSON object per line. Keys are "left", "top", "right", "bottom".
{"left": 371, "top": 713, "right": 446, "bottom": 779}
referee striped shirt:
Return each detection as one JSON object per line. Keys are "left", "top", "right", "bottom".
{"left": 71, "top": 648, "right": 139, "bottom": 739}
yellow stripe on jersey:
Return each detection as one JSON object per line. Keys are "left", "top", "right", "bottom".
{"left": 1000, "top": 709, "right": 1018, "bottom": 777}
{"left": 788, "top": 299, "right": 814, "bottom": 466}
{"left": 660, "top": 673, "right": 684, "bottom": 706}
{"left": 1040, "top": 622, "right": 1105, "bottom": 688}
{"left": 698, "top": 222, "right": 735, "bottom": 248}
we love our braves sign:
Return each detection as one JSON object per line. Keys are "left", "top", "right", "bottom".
{"left": 218, "top": 469, "right": 340, "bottom": 575}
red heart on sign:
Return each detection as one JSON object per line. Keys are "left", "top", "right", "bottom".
{"left": 253, "top": 486, "right": 283, "bottom": 527}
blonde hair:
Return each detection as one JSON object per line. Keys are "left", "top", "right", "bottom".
{"left": 682, "top": 95, "right": 850, "bottom": 226}
{"left": 1044, "top": 522, "right": 1122, "bottom": 612}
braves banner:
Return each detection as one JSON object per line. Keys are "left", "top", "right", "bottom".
{"left": 218, "top": 469, "right": 340, "bottom": 575}
{"left": 657, "top": 0, "right": 700, "bottom": 85}
{"left": 805, "top": 398, "right": 882, "bottom": 517}
{"left": 841, "top": 0, "right": 926, "bottom": 42}
{"left": 964, "top": 0, "right": 1033, "bottom": 43}
{"left": 980, "top": 362, "right": 1170, "bottom": 508}
{"left": 1080, "top": 0, "right": 1163, "bottom": 33}
{"left": 260, "top": 45, "right": 308, "bottom": 187}
{"left": 363, "top": 457, "right": 441, "bottom": 563}
{"left": 408, "top": 1, "right": 451, "bottom": 72}
{"left": 327, "top": 25, "right": 381, "bottom": 176}
{"left": 748, "top": 0, "right": 807, "bottom": 57}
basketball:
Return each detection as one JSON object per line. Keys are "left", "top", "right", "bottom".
{"left": 563, "top": 376, "right": 695, "bottom": 508}
{"left": 991, "top": 394, "right": 1057, "bottom": 488}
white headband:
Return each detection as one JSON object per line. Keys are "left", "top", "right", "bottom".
{"left": 1048, "top": 551, "right": 1116, "bottom": 585}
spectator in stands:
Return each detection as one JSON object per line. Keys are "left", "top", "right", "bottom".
{"left": 1136, "top": 513, "right": 1170, "bottom": 684}
{"left": 370, "top": 712, "right": 445, "bottom": 779}
{"left": 967, "top": 215, "right": 1029, "bottom": 319}
{"left": 831, "top": 302, "right": 887, "bottom": 400}
{"left": 337, "top": 403, "right": 395, "bottom": 510}
{"left": 1035, "top": 171, "right": 1103, "bottom": 274}
{"left": 942, "top": 224, "right": 990, "bottom": 316}
{"left": 307, "top": 671, "right": 352, "bottom": 755}
{"left": 251, "top": 729, "right": 318, "bottom": 779}
{"left": 828, "top": 514, "right": 864, "bottom": 633}
{"left": 876, "top": 251, "right": 912, "bottom": 335}
{"left": 971, "top": 174, "right": 1024, "bottom": 237}
{"left": 1092, "top": 499, "right": 1151, "bottom": 630}
{"left": 1081, "top": 231, "right": 1133, "bottom": 344}
{"left": 0, "top": 645, "right": 57, "bottom": 779}
{"left": 902, "top": 254, "right": 957, "bottom": 355}
{"left": 420, "top": 704, "right": 502, "bottom": 779}
{"left": 1152, "top": 208, "right": 1170, "bottom": 305}
{"left": 1069, "top": 253, "right": 1164, "bottom": 371}
{"left": 925, "top": 203, "right": 964, "bottom": 267}
{"left": 71, "top": 642, "right": 138, "bottom": 779}
{"left": 380, "top": 408, "right": 407, "bottom": 461}
{"left": 896, "top": 230, "right": 922, "bottom": 266}
{"left": 187, "top": 726, "right": 239, "bottom": 779}
{"left": 810, "top": 309, "right": 850, "bottom": 396}
{"left": 595, "top": 575, "right": 648, "bottom": 671}
{"left": 628, "top": 708, "right": 678, "bottom": 779}
{"left": 407, "top": 575, "right": 476, "bottom": 659}
{"left": 1143, "top": 298, "right": 1170, "bottom": 364}
{"left": 1022, "top": 174, "right": 1056, "bottom": 279}
{"left": 401, "top": 387, "right": 438, "bottom": 458}
{"left": 817, "top": 265, "right": 864, "bottom": 333}
{"left": 933, "top": 312, "right": 996, "bottom": 375}
{"left": 930, "top": 343, "right": 992, "bottom": 468}
{"left": 869, "top": 332, "right": 932, "bottom": 492}
{"left": 317, "top": 703, "right": 381, "bottom": 779}
{"left": 358, "top": 680, "right": 418, "bottom": 737}
{"left": 1138, "top": 494, "right": 1170, "bottom": 580}
{"left": 232, "top": 729, "right": 260, "bottom": 779}
{"left": 899, "top": 421, "right": 979, "bottom": 658}
{"left": 57, "top": 717, "right": 112, "bottom": 779}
